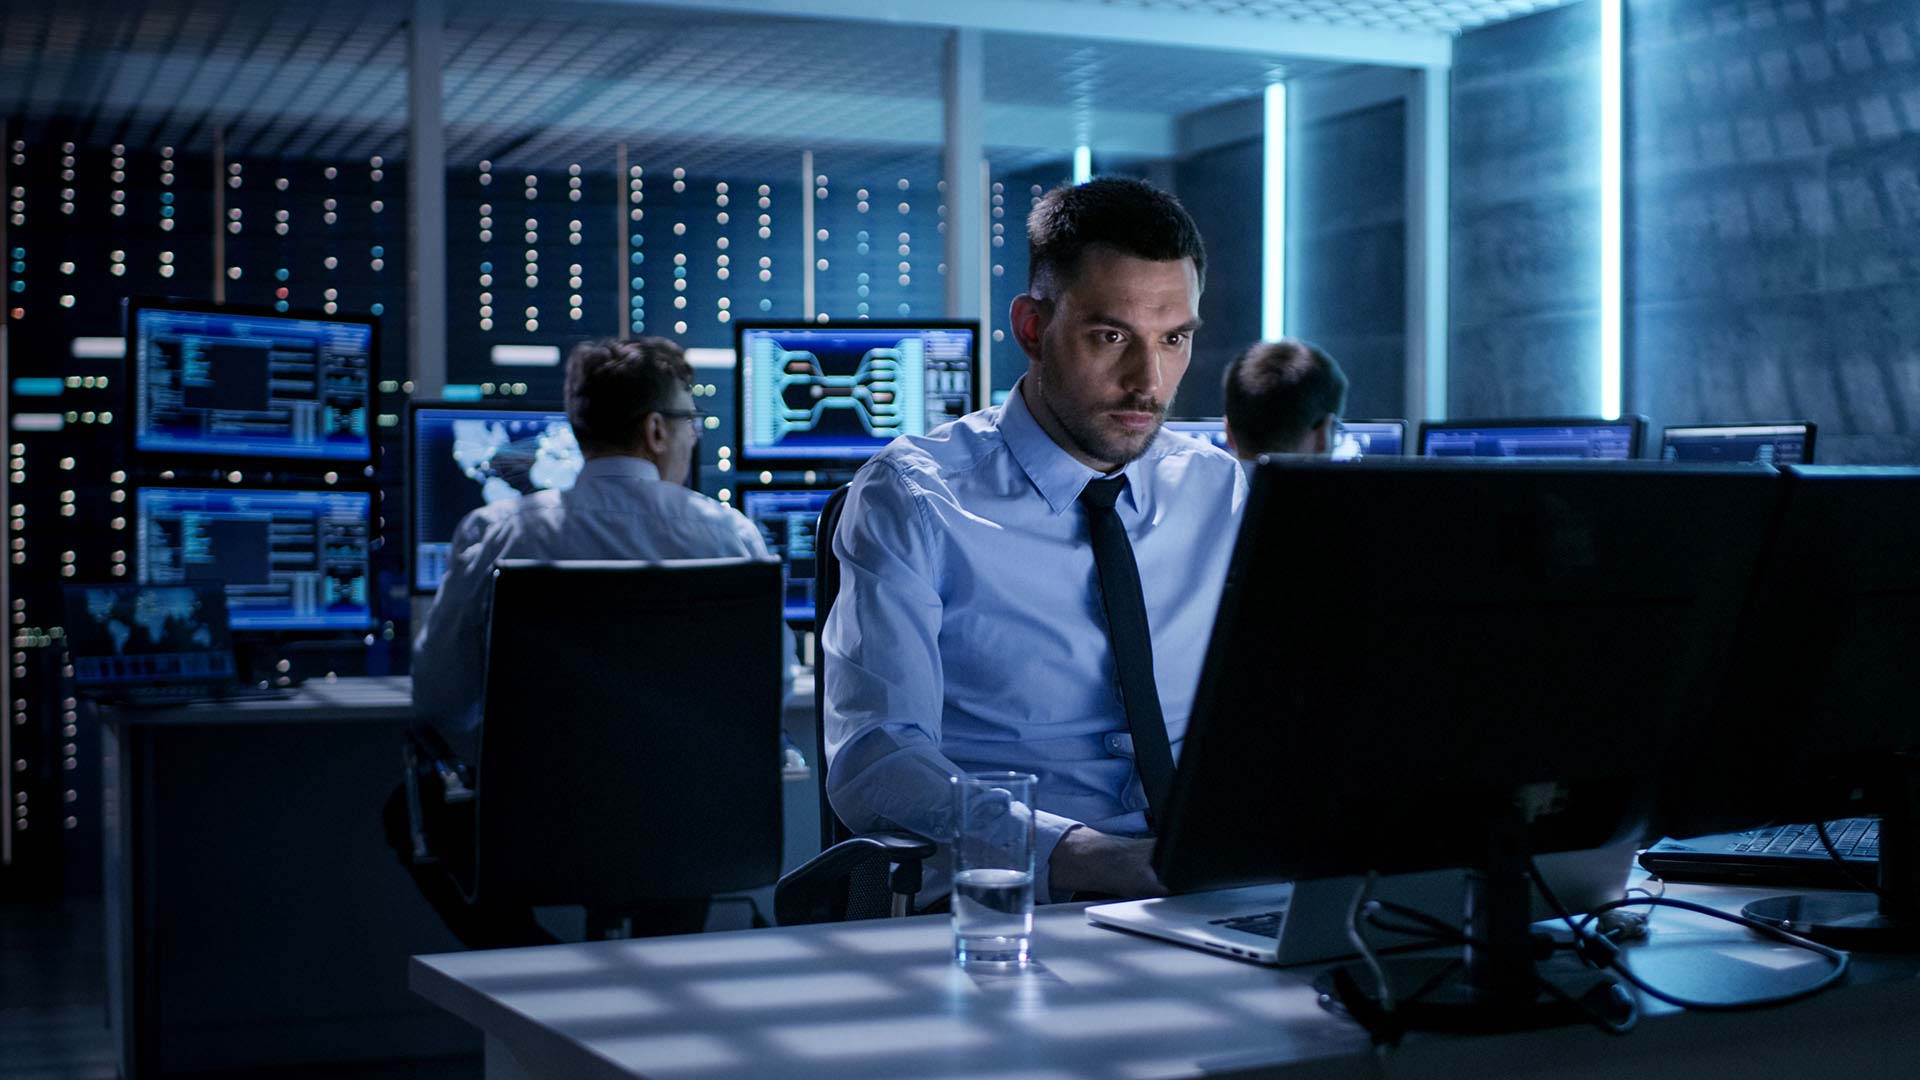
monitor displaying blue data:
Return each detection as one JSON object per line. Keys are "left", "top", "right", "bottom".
{"left": 408, "top": 404, "right": 582, "bottom": 593}
{"left": 735, "top": 322, "right": 978, "bottom": 465}
{"left": 131, "top": 300, "right": 376, "bottom": 462}
{"left": 1332, "top": 420, "right": 1405, "bottom": 460}
{"left": 136, "top": 487, "right": 375, "bottom": 631}
{"left": 1419, "top": 419, "right": 1642, "bottom": 460}
{"left": 739, "top": 486, "right": 836, "bottom": 622}
{"left": 1661, "top": 423, "right": 1815, "bottom": 465}
{"left": 1164, "top": 419, "right": 1230, "bottom": 451}
{"left": 61, "top": 583, "right": 236, "bottom": 688}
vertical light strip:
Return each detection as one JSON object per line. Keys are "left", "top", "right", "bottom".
{"left": 1261, "top": 82, "right": 1288, "bottom": 342}
{"left": 1599, "top": 0, "right": 1623, "bottom": 420}
{"left": 1072, "top": 145, "right": 1092, "bottom": 185}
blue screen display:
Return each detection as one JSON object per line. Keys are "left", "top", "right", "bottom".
{"left": 410, "top": 407, "right": 580, "bottom": 592}
{"left": 1164, "top": 419, "right": 1230, "bottom": 451}
{"left": 62, "top": 584, "right": 236, "bottom": 687}
{"left": 1661, "top": 424, "right": 1811, "bottom": 465}
{"left": 1334, "top": 421, "right": 1404, "bottom": 459}
{"left": 738, "top": 325, "right": 974, "bottom": 463}
{"left": 134, "top": 306, "right": 374, "bottom": 461}
{"left": 740, "top": 487, "right": 835, "bottom": 622}
{"left": 136, "top": 487, "right": 374, "bottom": 631}
{"left": 1422, "top": 423, "right": 1637, "bottom": 460}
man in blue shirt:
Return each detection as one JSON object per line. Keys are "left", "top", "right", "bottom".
{"left": 823, "top": 178, "right": 1247, "bottom": 904}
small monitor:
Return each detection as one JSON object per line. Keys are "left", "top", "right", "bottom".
{"left": 734, "top": 321, "right": 979, "bottom": 466}
{"left": 136, "top": 486, "right": 375, "bottom": 632}
{"left": 1163, "top": 419, "right": 1230, "bottom": 452}
{"left": 129, "top": 298, "right": 377, "bottom": 463}
{"left": 1418, "top": 417, "right": 1645, "bottom": 460}
{"left": 738, "top": 485, "right": 837, "bottom": 622}
{"left": 408, "top": 402, "right": 581, "bottom": 593}
{"left": 1332, "top": 419, "right": 1406, "bottom": 460}
{"left": 1661, "top": 422, "right": 1815, "bottom": 465}
{"left": 62, "top": 583, "right": 237, "bottom": 689}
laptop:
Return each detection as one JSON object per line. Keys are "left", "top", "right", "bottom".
{"left": 1086, "top": 843, "right": 1636, "bottom": 967}
{"left": 63, "top": 583, "right": 284, "bottom": 706}
{"left": 1639, "top": 819, "right": 1878, "bottom": 889}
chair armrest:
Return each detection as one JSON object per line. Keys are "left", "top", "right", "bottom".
{"left": 401, "top": 725, "right": 475, "bottom": 866}
{"left": 775, "top": 830, "right": 939, "bottom": 926}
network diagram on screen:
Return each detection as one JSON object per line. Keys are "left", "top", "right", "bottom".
{"left": 740, "top": 327, "right": 973, "bottom": 461}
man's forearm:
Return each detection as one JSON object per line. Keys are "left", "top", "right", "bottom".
{"left": 1048, "top": 825, "right": 1166, "bottom": 899}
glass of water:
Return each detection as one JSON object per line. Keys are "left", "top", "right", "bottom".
{"left": 951, "top": 771, "right": 1037, "bottom": 967}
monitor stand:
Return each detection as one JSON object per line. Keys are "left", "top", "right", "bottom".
{"left": 1316, "top": 817, "right": 1631, "bottom": 1035}
{"left": 1743, "top": 753, "right": 1920, "bottom": 951}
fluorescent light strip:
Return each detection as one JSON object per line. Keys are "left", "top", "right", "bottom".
{"left": 1262, "top": 82, "right": 1288, "bottom": 342}
{"left": 687, "top": 347, "right": 737, "bottom": 369}
{"left": 71, "top": 336, "right": 125, "bottom": 359}
{"left": 1599, "top": 0, "right": 1623, "bottom": 420}
{"left": 491, "top": 344, "right": 561, "bottom": 367}
{"left": 1072, "top": 145, "right": 1092, "bottom": 185}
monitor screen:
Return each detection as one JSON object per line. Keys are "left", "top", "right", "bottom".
{"left": 1332, "top": 420, "right": 1405, "bottom": 460}
{"left": 131, "top": 301, "right": 376, "bottom": 462}
{"left": 1163, "top": 419, "right": 1230, "bottom": 452}
{"left": 1661, "top": 423, "right": 1814, "bottom": 465}
{"left": 409, "top": 404, "right": 582, "bottom": 592}
{"left": 136, "top": 487, "right": 375, "bottom": 631}
{"left": 735, "top": 322, "right": 977, "bottom": 465}
{"left": 739, "top": 486, "right": 836, "bottom": 622}
{"left": 62, "top": 583, "right": 236, "bottom": 687}
{"left": 1419, "top": 419, "right": 1641, "bottom": 459}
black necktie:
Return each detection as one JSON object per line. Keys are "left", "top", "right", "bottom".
{"left": 1078, "top": 475, "right": 1175, "bottom": 827}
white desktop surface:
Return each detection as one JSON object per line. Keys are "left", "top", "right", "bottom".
{"left": 412, "top": 878, "right": 1920, "bottom": 1080}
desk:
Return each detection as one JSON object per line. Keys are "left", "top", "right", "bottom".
{"left": 411, "top": 879, "right": 1920, "bottom": 1080}
{"left": 102, "top": 673, "right": 822, "bottom": 1078}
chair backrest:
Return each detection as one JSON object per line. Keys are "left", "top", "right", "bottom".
{"left": 812, "top": 485, "right": 853, "bottom": 851}
{"left": 473, "top": 557, "right": 785, "bottom": 910}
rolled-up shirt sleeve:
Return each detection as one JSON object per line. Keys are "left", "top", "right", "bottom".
{"left": 410, "top": 507, "right": 506, "bottom": 760}
{"left": 822, "top": 460, "right": 1081, "bottom": 901}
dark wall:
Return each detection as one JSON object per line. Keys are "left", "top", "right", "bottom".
{"left": 1173, "top": 138, "right": 1264, "bottom": 419}
{"left": 1627, "top": 0, "right": 1920, "bottom": 463}
{"left": 1448, "top": 0, "right": 1602, "bottom": 420}
{"left": 1289, "top": 101, "right": 1408, "bottom": 421}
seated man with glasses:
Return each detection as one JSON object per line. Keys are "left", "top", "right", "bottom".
{"left": 404, "top": 335, "right": 791, "bottom": 945}
{"left": 414, "top": 335, "right": 792, "bottom": 764}
{"left": 1220, "top": 337, "right": 1349, "bottom": 459}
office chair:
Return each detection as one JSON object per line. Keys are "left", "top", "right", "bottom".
{"left": 409, "top": 557, "right": 787, "bottom": 941}
{"left": 774, "top": 484, "right": 939, "bottom": 925}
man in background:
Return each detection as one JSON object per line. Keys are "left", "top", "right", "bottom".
{"left": 1220, "top": 338, "right": 1349, "bottom": 459}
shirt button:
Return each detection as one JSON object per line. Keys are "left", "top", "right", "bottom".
{"left": 1104, "top": 733, "right": 1132, "bottom": 756}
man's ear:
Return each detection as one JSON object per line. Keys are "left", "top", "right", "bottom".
{"left": 1009, "top": 293, "right": 1047, "bottom": 366}
{"left": 642, "top": 411, "right": 672, "bottom": 457}
{"left": 1311, "top": 414, "right": 1336, "bottom": 454}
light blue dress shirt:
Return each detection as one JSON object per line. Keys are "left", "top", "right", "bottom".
{"left": 823, "top": 379, "right": 1248, "bottom": 901}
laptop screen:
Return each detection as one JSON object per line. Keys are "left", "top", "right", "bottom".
{"left": 62, "top": 583, "right": 237, "bottom": 688}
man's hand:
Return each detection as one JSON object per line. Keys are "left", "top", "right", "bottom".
{"left": 1049, "top": 826, "right": 1167, "bottom": 899}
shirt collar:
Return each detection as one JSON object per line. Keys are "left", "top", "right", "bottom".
{"left": 998, "top": 376, "right": 1149, "bottom": 516}
{"left": 576, "top": 454, "right": 662, "bottom": 484}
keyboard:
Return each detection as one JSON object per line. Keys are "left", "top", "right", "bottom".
{"left": 1213, "top": 910, "right": 1287, "bottom": 938}
{"left": 1731, "top": 819, "right": 1878, "bottom": 859}
{"left": 1640, "top": 817, "right": 1879, "bottom": 889}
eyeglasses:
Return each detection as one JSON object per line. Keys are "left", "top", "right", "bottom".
{"left": 655, "top": 408, "right": 708, "bottom": 429}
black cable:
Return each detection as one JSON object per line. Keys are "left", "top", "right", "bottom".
{"left": 1572, "top": 896, "right": 1849, "bottom": 1011}
{"left": 1815, "top": 820, "right": 1886, "bottom": 898}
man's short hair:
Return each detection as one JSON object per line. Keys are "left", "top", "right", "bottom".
{"left": 1027, "top": 177, "right": 1207, "bottom": 298}
{"left": 563, "top": 336, "right": 694, "bottom": 454}
{"left": 1222, "top": 339, "right": 1349, "bottom": 455}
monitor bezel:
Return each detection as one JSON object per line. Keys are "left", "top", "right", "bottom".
{"left": 404, "top": 397, "right": 570, "bottom": 595}
{"left": 124, "top": 295, "right": 382, "bottom": 468}
{"left": 131, "top": 476, "right": 383, "bottom": 636}
{"left": 732, "top": 478, "right": 846, "bottom": 626}
{"left": 731, "top": 319, "right": 983, "bottom": 469}
{"left": 1659, "top": 420, "right": 1817, "bottom": 465}
{"left": 1416, "top": 415, "right": 1648, "bottom": 458}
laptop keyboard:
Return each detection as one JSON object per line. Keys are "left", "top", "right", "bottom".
{"left": 1212, "top": 910, "right": 1287, "bottom": 938}
{"left": 1732, "top": 819, "right": 1877, "bottom": 860}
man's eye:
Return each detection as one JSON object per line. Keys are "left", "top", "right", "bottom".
{"left": 1166, "top": 333, "right": 1189, "bottom": 346}
{"left": 1100, "top": 330, "right": 1125, "bottom": 345}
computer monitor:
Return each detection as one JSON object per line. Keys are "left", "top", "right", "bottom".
{"left": 1418, "top": 417, "right": 1645, "bottom": 459}
{"left": 129, "top": 298, "right": 377, "bottom": 463}
{"left": 1163, "top": 419, "right": 1230, "bottom": 452}
{"left": 1332, "top": 419, "right": 1405, "bottom": 460}
{"left": 407, "top": 402, "right": 581, "bottom": 593}
{"left": 62, "top": 582, "right": 237, "bottom": 689}
{"left": 1660, "top": 421, "right": 1816, "bottom": 465}
{"left": 135, "top": 486, "right": 376, "bottom": 632}
{"left": 737, "top": 484, "right": 837, "bottom": 623}
{"left": 1156, "top": 459, "right": 1782, "bottom": 1027}
{"left": 734, "top": 321, "right": 978, "bottom": 467}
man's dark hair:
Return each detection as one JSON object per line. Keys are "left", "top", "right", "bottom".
{"left": 1026, "top": 177, "right": 1207, "bottom": 297}
{"left": 1222, "top": 339, "right": 1349, "bottom": 455}
{"left": 563, "top": 336, "right": 694, "bottom": 454}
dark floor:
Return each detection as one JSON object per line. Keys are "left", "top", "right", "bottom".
{"left": 0, "top": 899, "right": 479, "bottom": 1080}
